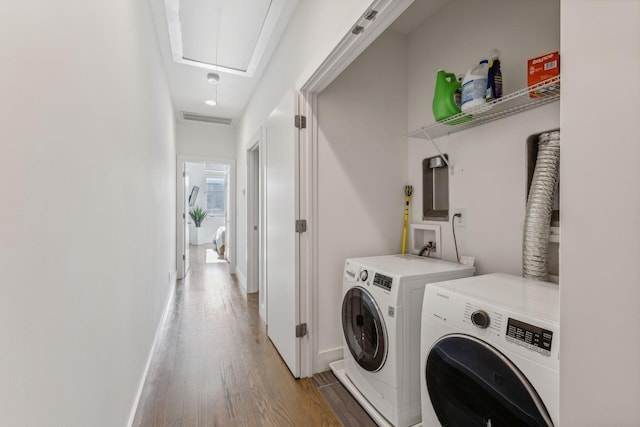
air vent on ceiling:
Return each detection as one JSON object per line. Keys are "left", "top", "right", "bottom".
{"left": 181, "top": 111, "right": 233, "bottom": 125}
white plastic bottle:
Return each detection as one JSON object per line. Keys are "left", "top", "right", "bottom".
{"left": 461, "top": 59, "right": 489, "bottom": 112}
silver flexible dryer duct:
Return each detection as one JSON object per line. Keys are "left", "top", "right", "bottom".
{"left": 523, "top": 131, "right": 560, "bottom": 281}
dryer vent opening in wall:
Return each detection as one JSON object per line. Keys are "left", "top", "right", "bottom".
{"left": 422, "top": 154, "right": 449, "bottom": 221}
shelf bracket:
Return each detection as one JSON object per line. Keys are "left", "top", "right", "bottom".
{"left": 421, "top": 128, "right": 452, "bottom": 173}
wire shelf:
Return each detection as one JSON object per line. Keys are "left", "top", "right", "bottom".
{"left": 407, "top": 76, "right": 560, "bottom": 140}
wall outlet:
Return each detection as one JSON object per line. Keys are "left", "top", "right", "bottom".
{"left": 453, "top": 208, "right": 466, "bottom": 227}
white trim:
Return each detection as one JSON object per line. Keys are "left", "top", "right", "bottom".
{"left": 309, "top": 92, "right": 320, "bottom": 375}
{"left": 247, "top": 127, "right": 269, "bottom": 324}
{"left": 295, "top": 0, "right": 414, "bottom": 376}
{"left": 177, "top": 161, "right": 188, "bottom": 279}
{"left": 298, "top": 0, "right": 414, "bottom": 93}
{"left": 127, "top": 279, "right": 176, "bottom": 427}
{"left": 177, "top": 155, "right": 237, "bottom": 277}
{"left": 298, "top": 91, "right": 314, "bottom": 378}
{"left": 246, "top": 148, "right": 258, "bottom": 293}
{"left": 235, "top": 267, "right": 247, "bottom": 293}
{"left": 317, "top": 347, "right": 344, "bottom": 373}
{"left": 246, "top": 128, "right": 263, "bottom": 295}
{"left": 258, "top": 128, "right": 268, "bottom": 322}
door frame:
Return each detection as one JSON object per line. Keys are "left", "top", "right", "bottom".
{"left": 246, "top": 128, "right": 265, "bottom": 311}
{"left": 176, "top": 155, "right": 236, "bottom": 278}
{"left": 295, "top": 0, "right": 414, "bottom": 375}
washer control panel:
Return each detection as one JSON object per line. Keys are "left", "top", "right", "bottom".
{"left": 506, "top": 318, "right": 553, "bottom": 357}
{"left": 373, "top": 273, "right": 393, "bottom": 291}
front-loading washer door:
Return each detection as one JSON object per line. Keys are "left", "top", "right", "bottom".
{"left": 426, "top": 334, "right": 554, "bottom": 427}
{"left": 342, "top": 286, "right": 388, "bottom": 372}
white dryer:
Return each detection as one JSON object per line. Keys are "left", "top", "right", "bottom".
{"left": 341, "top": 254, "right": 474, "bottom": 426}
{"left": 420, "top": 273, "right": 559, "bottom": 427}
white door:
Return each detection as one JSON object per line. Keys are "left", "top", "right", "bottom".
{"left": 247, "top": 146, "right": 260, "bottom": 295}
{"left": 183, "top": 165, "right": 190, "bottom": 277}
{"left": 265, "top": 89, "right": 301, "bottom": 377}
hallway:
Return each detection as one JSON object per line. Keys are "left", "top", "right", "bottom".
{"left": 132, "top": 244, "right": 342, "bottom": 426}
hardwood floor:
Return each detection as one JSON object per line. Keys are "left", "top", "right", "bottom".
{"left": 132, "top": 244, "right": 373, "bottom": 427}
{"left": 313, "top": 372, "right": 377, "bottom": 427}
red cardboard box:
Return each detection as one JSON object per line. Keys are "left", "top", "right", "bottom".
{"left": 528, "top": 51, "right": 560, "bottom": 98}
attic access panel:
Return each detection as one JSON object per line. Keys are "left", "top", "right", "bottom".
{"left": 165, "top": 0, "right": 295, "bottom": 76}
{"left": 179, "top": 0, "right": 272, "bottom": 72}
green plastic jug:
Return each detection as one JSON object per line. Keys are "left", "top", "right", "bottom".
{"left": 432, "top": 69, "right": 466, "bottom": 123}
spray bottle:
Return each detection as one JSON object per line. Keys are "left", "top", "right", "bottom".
{"left": 486, "top": 49, "right": 503, "bottom": 101}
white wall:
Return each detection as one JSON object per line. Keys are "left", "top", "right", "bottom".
{"left": 315, "top": 30, "right": 409, "bottom": 367}
{"left": 176, "top": 120, "right": 236, "bottom": 159}
{"left": 0, "top": 1, "right": 176, "bottom": 426}
{"left": 407, "top": 0, "right": 560, "bottom": 274}
{"left": 234, "top": 0, "right": 375, "bottom": 282}
{"left": 560, "top": 0, "right": 640, "bottom": 424}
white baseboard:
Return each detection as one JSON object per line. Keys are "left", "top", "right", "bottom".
{"left": 316, "top": 346, "right": 344, "bottom": 373}
{"left": 259, "top": 302, "right": 266, "bottom": 325}
{"left": 235, "top": 268, "right": 247, "bottom": 293}
{"left": 127, "top": 279, "right": 176, "bottom": 427}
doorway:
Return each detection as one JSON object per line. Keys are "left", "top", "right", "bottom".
{"left": 295, "top": 0, "right": 414, "bottom": 376}
{"left": 247, "top": 131, "right": 264, "bottom": 317}
{"left": 177, "top": 156, "right": 235, "bottom": 279}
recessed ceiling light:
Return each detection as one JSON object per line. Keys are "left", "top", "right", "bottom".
{"left": 205, "top": 99, "right": 217, "bottom": 106}
{"left": 207, "top": 73, "right": 220, "bottom": 84}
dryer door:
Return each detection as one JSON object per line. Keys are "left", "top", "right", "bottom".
{"left": 426, "top": 334, "right": 553, "bottom": 427}
{"left": 342, "top": 286, "right": 388, "bottom": 372}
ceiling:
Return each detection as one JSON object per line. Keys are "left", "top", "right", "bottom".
{"left": 149, "top": 0, "right": 297, "bottom": 125}
{"left": 149, "top": 0, "right": 447, "bottom": 126}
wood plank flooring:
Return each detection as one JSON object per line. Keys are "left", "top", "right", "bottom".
{"left": 313, "top": 372, "right": 377, "bottom": 427}
{"left": 132, "top": 244, "right": 375, "bottom": 427}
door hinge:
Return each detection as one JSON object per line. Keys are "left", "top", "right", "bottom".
{"left": 295, "top": 219, "right": 307, "bottom": 233}
{"left": 295, "top": 114, "right": 307, "bottom": 129}
{"left": 296, "top": 323, "right": 308, "bottom": 338}
{"left": 182, "top": 171, "right": 186, "bottom": 177}
{"left": 182, "top": 213, "right": 185, "bottom": 219}
{"left": 182, "top": 254, "right": 185, "bottom": 260}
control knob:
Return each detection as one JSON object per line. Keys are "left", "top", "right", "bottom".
{"left": 359, "top": 270, "right": 368, "bottom": 282}
{"left": 471, "top": 310, "right": 490, "bottom": 329}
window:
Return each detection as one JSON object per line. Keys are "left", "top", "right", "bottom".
{"left": 205, "top": 174, "right": 226, "bottom": 216}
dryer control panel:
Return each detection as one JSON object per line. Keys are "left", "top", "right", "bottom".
{"left": 506, "top": 318, "right": 553, "bottom": 356}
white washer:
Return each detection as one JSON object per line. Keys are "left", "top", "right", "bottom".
{"left": 420, "top": 273, "right": 559, "bottom": 427}
{"left": 341, "top": 254, "right": 474, "bottom": 426}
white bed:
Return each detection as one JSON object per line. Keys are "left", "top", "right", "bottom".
{"left": 212, "top": 226, "right": 226, "bottom": 257}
